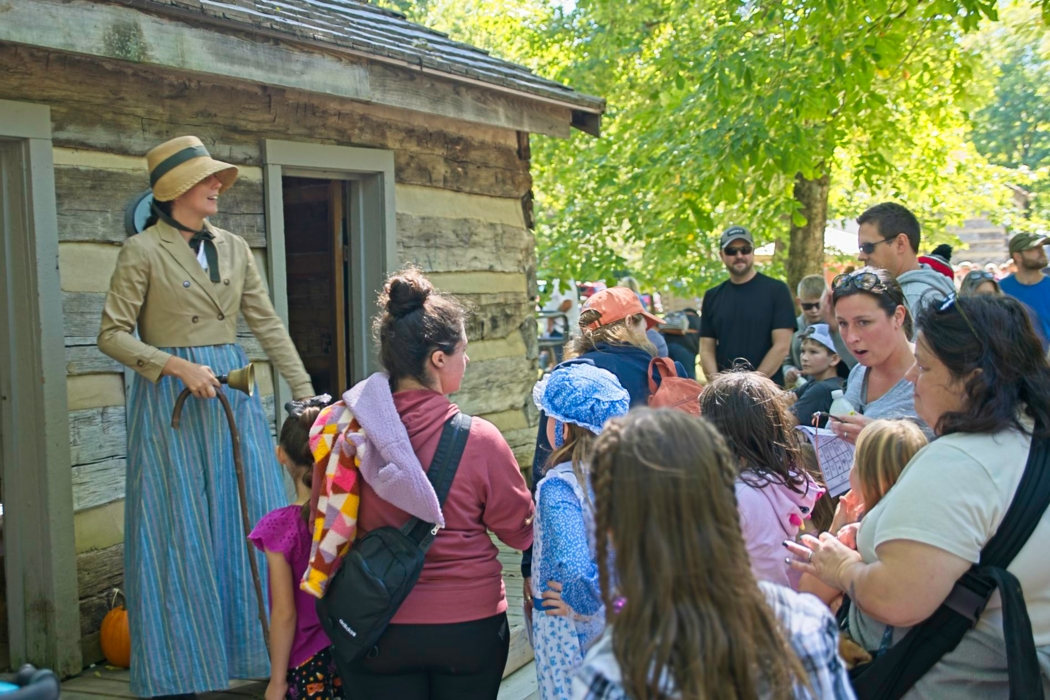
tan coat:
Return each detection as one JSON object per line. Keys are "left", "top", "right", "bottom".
{"left": 98, "top": 219, "right": 313, "bottom": 398}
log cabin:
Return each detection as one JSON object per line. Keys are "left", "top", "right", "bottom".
{"left": 0, "top": 0, "right": 604, "bottom": 677}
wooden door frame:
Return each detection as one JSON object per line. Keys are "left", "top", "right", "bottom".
{"left": 0, "top": 99, "right": 81, "bottom": 676}
{"left": 262, "top": 140, "right": 396, "bottom": 425}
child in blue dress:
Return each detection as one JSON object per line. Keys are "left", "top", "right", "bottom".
{"left": 530, "top": 362, "right": 630, "bottom": 700}
{"left": 249, "top": 396, "right": 345, "bottom": 700}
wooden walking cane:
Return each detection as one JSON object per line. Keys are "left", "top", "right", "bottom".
{"left": 171, "top": 363, "right": 270, "bottom": 652}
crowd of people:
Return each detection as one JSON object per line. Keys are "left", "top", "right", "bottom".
{"left": 103, "top": 136, "right": 1048, "bottom": 700}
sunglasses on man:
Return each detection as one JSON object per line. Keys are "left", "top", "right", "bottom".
{"left": 800, "top": 301, "right": 821, "bottom": 311}
{"left": 724, "top": 245, "right": 753, "bottom": 257}
{"left": 858, "top": 237, "right": 897, "bottom": 255}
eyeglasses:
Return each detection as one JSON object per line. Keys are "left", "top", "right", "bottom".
{"left": 858, "top": 237, "right": 896, "bottom": 255}
{"left": 937, "top": 293, "right": 981, "bottom": 346}
{"left": 832, "top": 271, "right": 884, "bottom": 292}
{"left": 724, "top": 245, "right": 753, "bottom": 257}
{"left": 800, "top": 302, "right": 820, "bottom": 311}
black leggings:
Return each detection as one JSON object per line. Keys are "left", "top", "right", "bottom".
{"left": 339, "top": 613, "right": 510, "bottom": 700}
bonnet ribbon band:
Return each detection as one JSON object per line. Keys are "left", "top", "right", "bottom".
{"left": 149, "top": 145, "right": 211, "bottom": 187}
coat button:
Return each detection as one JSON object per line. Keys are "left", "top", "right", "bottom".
{"left": 183, "top": 281, "right": 190, "bottom": 288}
{"left": 223, "top": 279, "right": 230, "bottom": 286}
{"left": 192, "top": 316, "right": 199, "bottom": 323}
{"left": 136, "top": 360, "right": 145, "bottom": 367}
{"left": 218, "top": 313, "right": 225, "bottom": 321}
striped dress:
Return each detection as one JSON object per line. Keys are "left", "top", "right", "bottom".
{"left": 125, "top": 343, "right": 288, "bottom": 697}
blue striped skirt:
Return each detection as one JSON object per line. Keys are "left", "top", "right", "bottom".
{"left": 125, "top": 344, "right": 288, "bottom": 696}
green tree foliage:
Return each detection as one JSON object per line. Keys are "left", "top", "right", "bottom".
{"left": 970, "top": 3, "right": 1050, "bottom": 230}
{"left": 384, "top": 0, "right": 1048, "bottom": 293}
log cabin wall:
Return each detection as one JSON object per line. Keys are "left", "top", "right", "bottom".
{"left": 0, "top": 43, "right": 540, "bottom": 663}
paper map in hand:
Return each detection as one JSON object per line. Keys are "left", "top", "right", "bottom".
{"left": 796, "top": 425, "right": 854, "bottom": 497}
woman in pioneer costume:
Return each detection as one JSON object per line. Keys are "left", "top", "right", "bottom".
{"left": 98, "top": 136, "right": 314, "bottom": 698}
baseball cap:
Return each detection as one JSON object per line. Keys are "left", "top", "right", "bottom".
{"left": 581, "top": 286, "right": 663, "bottom": 330}
{"left": 720, "top": 225, "right": 754, "bottom": 250}
{"left": 800, "top": 323, "right": 838, "bottom": 355}
{"left": 1008, "top": 232, "right": 1050, "bottom": 255}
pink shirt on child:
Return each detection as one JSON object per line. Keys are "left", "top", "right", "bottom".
{"left": 249, "top": 505, "right": 331, "bottom": 668}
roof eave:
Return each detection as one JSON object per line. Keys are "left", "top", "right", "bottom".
{"left": 125, "top": 0, "right": 606, "bottom": 131}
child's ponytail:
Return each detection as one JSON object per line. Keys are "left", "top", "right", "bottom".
{"left": 280, "top": 396, "right": 330, "bottom": 521}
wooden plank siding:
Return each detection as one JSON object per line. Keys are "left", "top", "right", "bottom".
{"left": 1, "top": 41, "right": 539, "bottom": 668}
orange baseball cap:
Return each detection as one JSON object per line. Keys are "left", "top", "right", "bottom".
{"left": 582, "top": 287, "right": 663, "bottom": 330}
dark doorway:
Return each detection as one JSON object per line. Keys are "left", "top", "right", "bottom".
{"left": 282, "top": 177, "right": 351, "bottom": 398}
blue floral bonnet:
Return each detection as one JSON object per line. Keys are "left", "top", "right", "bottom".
{"left": 532, "top": 361, "right": 631, "bottom": 445}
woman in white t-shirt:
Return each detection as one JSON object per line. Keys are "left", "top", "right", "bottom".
{"left": 788, "top": 293, "right": 1050, "bottom": 698}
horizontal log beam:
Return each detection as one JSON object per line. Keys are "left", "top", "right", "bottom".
{"left": 450, "top": 356, "right": 535, "bottom": 416}
{"left": 397, "top": 214, "right": 534, "bottom": 275}
{"left": 69, "top": 407, "right": 126, "bottom": 466}
{"left": 72, "top": 459, "right": 126, "bottom": 512}
{"left": 0, "top": 0, "right": 575, "bottom": 137}
{"left": 55, "top": 165, "right": 267, "bottom": 247}
{"left": 76, "top": 544, "right": 123, "bottom": 601}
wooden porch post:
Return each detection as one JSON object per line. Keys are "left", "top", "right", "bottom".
{"left": 0, "top": 99, "right": 82, "bottom": 677}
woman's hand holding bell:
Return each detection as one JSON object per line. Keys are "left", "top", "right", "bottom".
{"left": 164, "top": 356, "right": 220, "bottom": 399}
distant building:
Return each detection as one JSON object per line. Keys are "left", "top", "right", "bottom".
{"left": 949, "top": 218, "right": 1010, "bottom": 268}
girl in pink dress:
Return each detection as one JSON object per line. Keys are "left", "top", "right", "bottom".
{"left": 249, "top": 397, "right": 344, "bottom": 700}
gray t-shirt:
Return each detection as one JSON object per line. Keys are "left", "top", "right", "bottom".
{"left": 843, "top": 363, "right": 927, "bottom": 430}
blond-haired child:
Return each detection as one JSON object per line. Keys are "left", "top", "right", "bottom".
{"left": 800, "top": 419, "right": 928, "bottom": 607}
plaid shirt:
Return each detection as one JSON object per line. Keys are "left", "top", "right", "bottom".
{"left": 572, "top": 582, "right": 856, "bottom": 700}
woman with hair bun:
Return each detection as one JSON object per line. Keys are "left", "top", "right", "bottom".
{"left": 305, "top": 267, "right": 534, "bottom": 700}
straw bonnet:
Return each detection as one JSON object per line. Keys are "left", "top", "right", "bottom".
{"left": 146, "top": 136, "right": 238, "bottom": 202}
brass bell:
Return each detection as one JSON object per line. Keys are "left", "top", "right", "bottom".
{"left": 219, "top": 364, "right": 256, "bottom": 397}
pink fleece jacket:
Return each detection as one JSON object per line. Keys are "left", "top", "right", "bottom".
{"left": 356, "top": 389, "right": 535, "bottom": 625}
{"left": 736, "top": 471, "right": 823, "bottom": 590}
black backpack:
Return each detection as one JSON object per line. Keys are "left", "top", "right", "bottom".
{"left": 843, "top": 428, "right": 1050, "bottom": 700}
{"left": 317, "top": 412, "right": 472, "bottom": 664}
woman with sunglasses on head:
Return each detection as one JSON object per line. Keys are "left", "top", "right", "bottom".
{"left": 959, "top": 270, "right": 1002, "bottom": 297}
{"left": 788, "top": 294, "right": 1050, "bottom": 699}
{"left": 827, "top": 267, "right": 929, "bottom": 445}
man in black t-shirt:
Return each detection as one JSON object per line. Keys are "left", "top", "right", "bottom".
{"left": 699, "top": 226, "right": 797, "bottom": 386}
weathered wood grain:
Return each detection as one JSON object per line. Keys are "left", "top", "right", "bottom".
{"left": 76, "top": 544, "right": 123, "bottom": 601}
{"left": 451, "top": 356, "right": 536, "bottom": 416}
{"left": 66, "top": 345, "right": 123, "bottom": 375}
{"left": 62, "top": 292, "right": 105, "bottom": 345}
{"left": 78, "top": 591, "right": 112, "bottom": 640}
{"left": 54, "top": 165, "right": 267, "bottom": 247}
{"left": 69, "top": 406, "right": 126, "bottom": 466}
{"left": 0, "top": 46, "right": 533, "bottom": 199}
{"left": 397, "top": 213, "right": 534, "bottom": 275}
{"left": 72, "top": 458, "right": 126, "bottom": 511}
{"left": 0, "top": 0, "right": 577, "bottom": 138}
{"left": 459, "top": 293, "right": 537, "bottom": 343}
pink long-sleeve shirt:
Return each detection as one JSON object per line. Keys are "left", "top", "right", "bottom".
{"left": 356, "top": 389, "right": 535, "bottom": 624}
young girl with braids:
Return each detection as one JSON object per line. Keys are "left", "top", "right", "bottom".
{"left": 249, "top": 397, "right": 344, "bottom": 700}
{"left": 574, "top": 409, "right": 853, "bottom": 700}
{"left": 699, "top": 371, "right": 825, "bottom": 590}
{"left": 530, "top": 363, "right": 630, "bottom": 700}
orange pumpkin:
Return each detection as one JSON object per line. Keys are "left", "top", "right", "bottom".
{"left": 100, "top": 589, "right": 131, "bottom": 668}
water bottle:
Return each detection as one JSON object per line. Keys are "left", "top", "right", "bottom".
{"left": 829, "top": 389, "right": 856, "bottom": 418}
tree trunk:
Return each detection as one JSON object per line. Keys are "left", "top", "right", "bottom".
{"left": 787, "top": 172, "right": 830, "bottom": 298}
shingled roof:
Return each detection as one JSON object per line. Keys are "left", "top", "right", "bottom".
{"left": 135, "top": 0, "right": 605, "bottom": 131}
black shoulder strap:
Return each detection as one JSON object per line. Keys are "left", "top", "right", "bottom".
{"left": 402, "top": 413, "right": 473, "bottom": 550}
{"left": 850, "top": 428, "right": 1050, "bottom": 700}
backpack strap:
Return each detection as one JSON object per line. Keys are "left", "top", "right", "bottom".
{"left": 402, "top": 413, "right": 473, "bottom": 550}
{"left": 849, "top": 427, "right": 1050, "bottom": 700}
{"left": 648, "top": 357, "right": 677, "bottom": 394}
